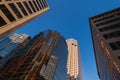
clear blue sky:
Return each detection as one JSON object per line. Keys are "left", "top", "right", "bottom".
{"left": 15, "top": 0, "right": 120, "bottom": 80}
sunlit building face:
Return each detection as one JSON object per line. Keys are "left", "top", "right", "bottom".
{"left": 0, "top": 0, "right": 49, "bottom": 38}
{"left": 66, "top": 39, "right": 83, "bottom": 80}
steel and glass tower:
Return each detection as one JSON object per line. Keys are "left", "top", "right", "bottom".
{"left": 0, "top": 0, "right": 49, "bottom": 38}
{"left": 66, "top": 39, "right": 83, "bottom": 80}
{"left": 89, "top": 7, "right": 120, "bottom": 80}
{"left": 0, "top": 30, "right": 68, "bottom": 80}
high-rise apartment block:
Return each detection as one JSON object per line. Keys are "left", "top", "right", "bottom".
{"left": 66, "top": 39, "right": 83, "bottom": 80}
{"left": 0, "top": 33, "right": 29, "bottom": 68}
{"left": 89, "top": 8, "right": 120, "bottom": 80}
{"left": 0, "top": 30, "right": 68, "bottom": 80}
{"left": 0, "top": 0, "right": 49, "bottom": 38}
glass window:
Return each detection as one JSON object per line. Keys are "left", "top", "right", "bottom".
{"left": 0, "top": 16, "right": 7, "bottom": 27}
{"left": 32, "top": 1, "right": 39, "bottom": 11}
{"left": 23, "top": 2, "right": 32, "bottom": 14}
{"left": 9, "top": 3, "right": 23, "bottom": 19}
{"left": 28, "top": 1, "right": 36, "bottom": 12}
{"left": 109, "top": 41, "right": 120, "bottom": 50}
{"left": 17, "top": 2, "right": 28, "bottom": 16}
{"left": 99, "top": 23, "right": 120, "bottom": 32}
{"left": 103, "top": 31, "right": 120, "bottom": 39}
{"left": 118, "top": 56, "right": 120, "bottom": 59}
{"left": 96, "top": 18, "right": 120, "bottom": 27}
{"left": 39, "top": 0, "right": 44, "bottom": 9}
{"left": 42, "top": 0, "right": 48, "bottom": 8}
{"left": 36, "top": 0, "right": 42, "bottom": 10}
{"left": 0, "top": 4, "right": 16, "bottom": 22}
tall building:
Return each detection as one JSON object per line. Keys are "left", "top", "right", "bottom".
{"left": 89, "top": 8, "right": 120, "bottom": 80}
{"left": 0, "top": 33, "right": 29, "bottom": 68}
{"left": 66, "top": 39, "right": 83, "bottom": 80}
{"left": 0, "top": 0, "right": 49, "bottom": 38}
{"left": 0, "top": 30, "right": 68, "bottom": 80}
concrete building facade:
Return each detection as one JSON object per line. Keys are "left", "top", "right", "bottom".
{"left": 66, "top": 39, "right": 83, "bottom": 80}
{"left": 0, "top": 0, "right": 49, "bottom": 38}
{"left": 89, "top": 8, "right": 120, "bottom": 80}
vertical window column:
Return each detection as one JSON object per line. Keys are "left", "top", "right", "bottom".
{"left": 36, "top": 0, "right": 42, "bottom": 10}
{"left": 9, "top": 3, "right": 23, "bottom": 19}
{"left": 17, "top": 2, "right": 28, "bottom": 16}
{"left": 32, "top": 0, "right": 39, "bottom": 11}
{"left": 28, "top": 1, "right": 36, "bottom": 12}
{"left": 0, "top": 4, "right": 16, "bottom": 22}
{"left": 0, "top": 16, "right": 7, "bottom": 27}
{"left": 23, "top": 2, "right": 33, "bottom": 14}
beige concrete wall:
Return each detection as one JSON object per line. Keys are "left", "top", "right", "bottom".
{"left": 0, "top": 0, "right": 49, "bottom": 38}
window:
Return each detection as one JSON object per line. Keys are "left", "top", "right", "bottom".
{"left": 103, "top": 31, "right": 120, "bottom": 39}
{"left": 118, "top": 56, "right": 120, "bottom": 60}
{"left": 17, "top": 2, "right": 28, "bottom": 16}
{"left": 43, "top": 0, "right": 48, "bottom": 7}
{"left": 32, "top": 1, "right": 39, "bottom": 11}
{"left": 23, "top": 2, "right": 32, "bottom": 14}
{"left": 28, "top": 1, "right": 36, "bottom": 12}
{"left": 39, "top": 0, "right": 44, "bottom": 9}
{"left": 99, "top": 23, "right": 120, "bottom": 32}
{"left": 96, "top": 18, "right": 120, "bottom": 27}
{"left": 0, "top": 4, "right": 16, "bottom": 22}
{"left": 42, "top": 0, "right": 48, "bottom": 8}
{"left": 9, "top": 3, "right": 23, "bottom": 19}
{"left": 109, "top": 41, "right": 120, "bottom": 50}
{"left": 0, "top": 16, "right": 7, "bottom": 27}
{"left": 36, "top": 0, "right": 42, "bottom": 10}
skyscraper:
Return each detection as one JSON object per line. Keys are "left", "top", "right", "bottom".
{"left": 66, "top": 39, "right": 83, "bottom": 80}
{"left": 0, "top": 30, "right": 68, "bottom": 80}
{"left": 0, "top": 0, "right": 49, "bottom": 38}
{"left": 0, "top": 33, "right": 29, "bottom": 68}
{"left": 89, "top": 7, "right": 120, "bottom": 80}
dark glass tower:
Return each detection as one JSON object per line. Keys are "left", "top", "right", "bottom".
{"left": 89, "top": 8, "right": 120, "bottom": 80}
{"left": 0, "top": 30, "right": 68, "bottom": 80}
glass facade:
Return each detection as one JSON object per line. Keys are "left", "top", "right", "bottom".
{"left": 0, "top": 30, "right": 68, "bottom": 80}
{"left": 52, "top": 36, "right": 68, "bottom": 80}
{"left": 0, "top": 33, "right": 29, "bottom": 68}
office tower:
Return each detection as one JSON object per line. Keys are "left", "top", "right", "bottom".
{"left": 89, "top": 8, "right": 120, "bottom": 80}
{"left": 0, "top": 30, "right": 68, "bottom": 80}
{"left": 66, "top": 39, "right": 83, "bottom": 80}
{"left": 0, "top": 33, "right": 29, "bottom": 68}
{"left": 0, "top": 0, "right": 49, "bottom": 38}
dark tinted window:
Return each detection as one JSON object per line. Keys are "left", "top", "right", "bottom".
{"left": 96, "top": 18, "right": 120, "bottom": 27}
{"left": 42, "top": 0, "right": 48, "bottom": 8}
{"left": 28, "top": 1, "right": 36, "bottom": 12}
{"left": 39, "top": 0, "right": 44, "bottom": 9}
{"left": 43, "top": 0, "right": 48, "bottom": 7}
{"left": 32, "top": 1, "right": 39, "bottom": 11}
{"left": 23, "top": 2, "right": 32, "bottom": 14}
{"left": 103, "top": 31, "right": 120, "bottom": 39}
{"left": 36, "top": 0, "right": 42, "bottom": 10}
{"left": 109, "top": 41, "right": 120, "bottom": 50}
{"left": 99, "top": 23, "right": 120, "bottom": 32}
{"left": 9, "top": 3, "right": 23, "bottom": 19}
{"left": 0, "top": 4, "right": 16, "bottom": 22}
{"left": 17, "top": 2, "right": 28, "bottom": 16}
{"left": 0, "top": 16, "right": 7, "bottom": 27}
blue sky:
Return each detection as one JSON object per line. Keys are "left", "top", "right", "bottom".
{"left": 15, "top": 0, "right": 120, "bottom": 80}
